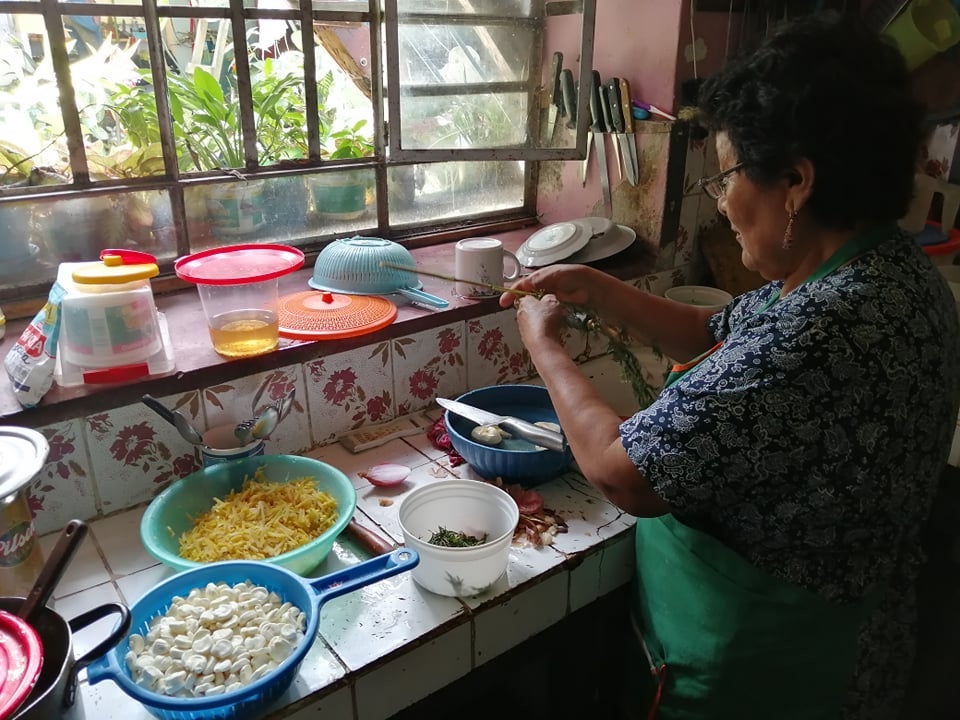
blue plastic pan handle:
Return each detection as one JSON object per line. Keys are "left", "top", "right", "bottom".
{"left": 306, "top": 547, "right": 419, "bottom": 610}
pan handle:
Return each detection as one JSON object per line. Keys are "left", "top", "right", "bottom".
{"left": 396, "top": 287, "right": 449, "bottom": 308}
{"left": 68, "top": 602, "right": 132, "bottom": 672}
{"left": 306, "top": 548, "right": 418, "bottom": 608}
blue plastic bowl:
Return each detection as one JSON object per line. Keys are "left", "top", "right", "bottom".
{"left": 86, "top": 550, "right": 418, "bottom": 720}
{"left": 444, "top": 384, "right": 572, "bottom": 487}
{"left": 141, "top": 454, "right": 357, "bottom": 576}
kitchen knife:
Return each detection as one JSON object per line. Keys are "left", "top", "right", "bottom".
{"left": 590, "top": 71, "right": 613, "bottom": 217}
{"left": 546, "top": 51, "right": 563, "bottom": 143}
{"left": 606, "top": 77, "right": 637, "bottom": 185}
{"left": 436, "top": 397, "right": 568, "bottom": 453}
{"left": 560, "top": 68, "right": 577, "bottom": 129}
{"left": 598, "top": 74, "right": 619, "bottom": 182}
{"left": 619, "top": 77, "right": 640, "bottom": 186}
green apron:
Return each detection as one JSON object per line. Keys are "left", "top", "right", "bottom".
{"left": 633, "top": 226, "right": 891, "bottom": 720}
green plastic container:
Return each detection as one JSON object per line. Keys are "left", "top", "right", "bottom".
{"left": 140, "top": 454, "right": 357, "bottom": 575}
{"left": 883, "top": 0, "right": 960, "bottom": 70}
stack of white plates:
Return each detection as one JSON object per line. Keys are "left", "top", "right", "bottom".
{"left": 517, "top": 217, "right": 637, "bottom": 267}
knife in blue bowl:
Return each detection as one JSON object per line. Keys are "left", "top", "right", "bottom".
{"left": 437, "top": 397, "right": 568, "bottom": 453}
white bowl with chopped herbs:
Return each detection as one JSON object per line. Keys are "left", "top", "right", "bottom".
{"left": 398, "top": 479, "right": 518, "bottom": 597}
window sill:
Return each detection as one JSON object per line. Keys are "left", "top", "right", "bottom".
{"left": 0, "top": 227, "right": 657, "bottom": 425}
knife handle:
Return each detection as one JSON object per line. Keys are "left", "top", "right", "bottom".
{"left": 549, "top": 51, "right": 564, "bottom": 112}
{"left": 560, "top": 69, "right": 577, "bottom": 128}
{"left": 619, "top": 78, "right": 635, "bottom": 133}
{"left": 346, "top": 519, "right": 397, "bottom": 556}
{"left": 598, "top": 75, "right": 615, "bottom": 136}
{"left": 606, "top": 77, "right": 625, "bottom": 134}
{"left": 499, "top": 417, "right": 567, "bottom": 454}
{"left": 589, "top": 70, "right": 605, "bottom": 133}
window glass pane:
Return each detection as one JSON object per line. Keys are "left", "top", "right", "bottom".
{"left": 398, "top": 23, "right": 531, "bottom": 85}
{"left": 400, "top": 92, "right": 526, "bottom": 149}
{"left": 388, "top": 160, "right": 523, "bottom": 226}
{"left": 186, "top": 168, "right": 376, "bottom": 250}
{"left": 20, "top": 189, "right": 175, "bottom": 287}
{"left": 399, "top": 0, "right": 533, "bottom": 17}
{"left": 0, "top": 200, "right": 44, "bottom": 291}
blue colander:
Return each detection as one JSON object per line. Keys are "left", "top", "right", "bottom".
{"left": 308, "top": 236, "right": 448, "bottom": 308}
{"left": 86, "top": 549, "right": 418, "bottom": 720}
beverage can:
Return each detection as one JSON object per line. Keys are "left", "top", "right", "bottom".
{"left": 0, "top": 427, "right": 49, "bottom": 597}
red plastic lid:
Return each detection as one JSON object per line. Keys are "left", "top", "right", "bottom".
{"left": 0, "top": 610, "right": 43, "bottom": 720}
{"left": 920, "top": 224, "right": 960, "bottom": 256}
{"left": 174, "top": 244, "right": 305, "bottom": 286}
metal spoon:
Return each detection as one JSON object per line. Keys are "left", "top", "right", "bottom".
{"left": 142, "top": 395, "right": 205, "bottom": 446}
{"left": 250, "top": 388, "right": 296, "bottom": 441}
{"left": 173, "top": 410, "right": 204, "bottom": 446}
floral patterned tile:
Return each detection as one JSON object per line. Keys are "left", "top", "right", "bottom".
{"left": 306, "top": 341, "right": 396, "bottom": 447}
{"left": 29, "top": 419, "right": 99, "bottom": 535}
{"left": 644, "top": 269, "right": 677, "bottom": 298}
{"left": 391, "top": 322, "right": 468, "bottom": 416}
{"left": 203, "top": 364, "right": 310, "bottom": 455}
{"left": 86, "top": 392, "right": 203, "bottom": 515}
{"left": 922, "top": 120, "right": 959, "bottom": 180}
{"left": 465, "top": 311, "right": 532, "bottom": 389}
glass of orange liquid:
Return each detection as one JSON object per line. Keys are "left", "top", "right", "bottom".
{"left": 175, "top": 244, "right": 305, "bottom": 359}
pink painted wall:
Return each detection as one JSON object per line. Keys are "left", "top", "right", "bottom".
{"left": 537, "top": 1, "right": 685, "bottom": 236}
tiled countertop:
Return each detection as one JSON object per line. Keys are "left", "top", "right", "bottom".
{"left": 47, "top": 412, "right": 637, "bottom": 720}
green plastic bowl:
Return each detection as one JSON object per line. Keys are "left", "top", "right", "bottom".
{"left": 140, "top": 454, "right": 357, "bottom": 576}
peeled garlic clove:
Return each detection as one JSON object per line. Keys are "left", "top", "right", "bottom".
{"left": 470, "top": 424, "right": 503, "bottom": 445}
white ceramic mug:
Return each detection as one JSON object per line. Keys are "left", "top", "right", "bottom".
{"left": 454, "top": 238, "right": 521, "bottom": 298}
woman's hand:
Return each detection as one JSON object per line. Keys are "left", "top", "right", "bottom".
{"left": 514, "top": 293, "right": 568, "bottom": 344}
{"left": 498, "top": 264, "right": 601, "bottom": 310}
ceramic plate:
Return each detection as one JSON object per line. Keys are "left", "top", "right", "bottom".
{"left": 565, "top": 223, "right": 637, "bottom": 264}
{"left": 516, "top": 221, "right": 592, "bottom": 267}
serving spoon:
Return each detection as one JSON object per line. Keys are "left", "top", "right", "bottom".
{"left": 142, "top": 395, "right": 204, "bottom": 446}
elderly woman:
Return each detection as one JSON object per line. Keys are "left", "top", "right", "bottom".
{"left": 501, "top": 13, "right": 960, "bottom": 720}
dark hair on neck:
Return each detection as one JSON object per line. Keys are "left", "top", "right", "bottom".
{"left": 696, "top": 12, "right": 924, "bottom": 231}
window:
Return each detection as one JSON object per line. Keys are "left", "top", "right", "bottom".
{"left": 0, "top": 0, "right": 594, "bottom": 300}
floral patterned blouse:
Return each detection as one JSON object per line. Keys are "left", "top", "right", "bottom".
{"left": 620, "top": 227, "right": 960, "bottom": 604}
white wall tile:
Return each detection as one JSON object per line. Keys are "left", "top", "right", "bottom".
{"left": 568, "top": 533, "right": 636, "bottom": 613}
{"left": 281, "top": 684, "right": 353, "bottom": 720}
{"left": 91, "top": 505, "right": 157, "bottom": 577}
{"left": 353, "top": 624, "right": 472, "bottom": 720}
{"left": 38, "top": 528, "right": 110, "bottom": 598}
{"left": 472, "top": 570, "right": 567, "bottom": 667}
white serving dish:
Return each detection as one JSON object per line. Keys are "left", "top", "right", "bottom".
{"left": 398, "top": 480, "right": 518, "bottom": 597}
{"left": 565, "top": 220, "right": 637, "bottom": 264}
{"left": 516, "top": 221, "right": 592, "bottom": 267}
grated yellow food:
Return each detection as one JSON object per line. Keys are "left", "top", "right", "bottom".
{"left": 178, "top": 468, "right": 339, "bottom": 562}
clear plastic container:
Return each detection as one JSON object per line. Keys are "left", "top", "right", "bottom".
{"left": 175, "top": 245, "right": 305, "bottom": 358}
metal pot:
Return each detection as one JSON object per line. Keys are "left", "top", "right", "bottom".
{"left": 0, "top": 597, "right": 130, "bottom": 720}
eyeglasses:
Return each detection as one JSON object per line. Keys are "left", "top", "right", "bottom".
{"left": 697, "top": 163, "right": 744, "bottom": 200}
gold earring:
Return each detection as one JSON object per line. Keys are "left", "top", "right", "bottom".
{"left": 782, "top": 210, "right": 798, "bottom": 250}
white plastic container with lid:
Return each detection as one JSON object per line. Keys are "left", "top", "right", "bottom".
{"left": 58, "top": 250, "right": 163, "bottom": 368}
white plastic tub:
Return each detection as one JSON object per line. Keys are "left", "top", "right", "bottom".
{"left": 665, "top": 285, "right": 734, "bottom": 311}
{"left": 398, "top": 480, "right": 518, "bottom": 597}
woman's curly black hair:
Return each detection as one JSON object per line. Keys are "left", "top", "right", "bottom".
{"left": 696, "top": 12, "right": 924, "bottom": 231}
